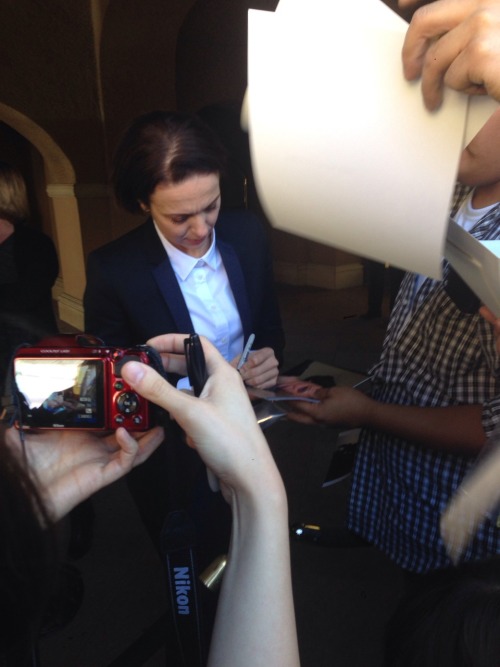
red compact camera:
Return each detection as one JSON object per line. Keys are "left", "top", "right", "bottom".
{"left": 13, "top": 334, "right": 160, "bottom": 431}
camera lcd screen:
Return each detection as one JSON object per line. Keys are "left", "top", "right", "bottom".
{"left": 14, "top": 358, "right": 105, "bottom": 428}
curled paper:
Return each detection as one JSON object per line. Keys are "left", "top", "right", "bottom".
{"left": 246, "top": 0, "right": 498, "bottom": 279}
{"left": 440, "top": 426, "right": 500, "bottom": 563}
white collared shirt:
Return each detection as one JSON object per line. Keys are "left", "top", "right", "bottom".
{"left": 153, "top": 222, "right": 244, "bottom": 366}
{"left": 453, "top": 189, "right": 497, "bottom": 232}
{"left": 413, "top": 188, "right": 497, "bottom": 294}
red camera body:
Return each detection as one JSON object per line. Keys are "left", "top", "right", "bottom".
{"left": 13, "top": 334, "right": 155, "bottom": 431}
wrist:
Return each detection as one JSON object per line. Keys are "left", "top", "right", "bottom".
{"left": 230, "top": 463, "right": 288, "bottom": 529}
{"left": 357, "top": 394, "right": 379, "bottom": 429}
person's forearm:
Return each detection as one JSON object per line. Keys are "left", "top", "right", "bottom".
{"left": 207, "top": 475, "right": 300, "bottom": 667}
{"left": 364, "top": 400, "right": 486, "bottom": 453}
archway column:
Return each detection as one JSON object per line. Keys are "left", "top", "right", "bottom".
{"left": 47, "top": 184, "right": 86, "bottom": 330}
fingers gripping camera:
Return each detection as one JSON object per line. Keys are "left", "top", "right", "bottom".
{"left": 13, "top": 334, "right": 163, "bottom": 431}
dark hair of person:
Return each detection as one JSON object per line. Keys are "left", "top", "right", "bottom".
{"left": 0, "top": 432, "right": 57, "bottom": 666}
{"left": 385, "top": 558, "right": 500, "bottom": 667}
{"left": 112, "top": 110, "right": 228, "bottom": 215}
{"left": 0, "top": 161, "right": 30, "bottom": 225}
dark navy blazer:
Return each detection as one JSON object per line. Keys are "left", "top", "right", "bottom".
{"left": 83, "top": 209, "right": 285, "bottom": 364}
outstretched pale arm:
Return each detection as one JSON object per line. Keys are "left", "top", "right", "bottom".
{"left": 122, "top": 333, "right": 300, "bottom": 667}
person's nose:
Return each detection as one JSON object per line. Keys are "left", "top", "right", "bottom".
{"left": 190, "top": 214, "right": 210, "bottom": 238}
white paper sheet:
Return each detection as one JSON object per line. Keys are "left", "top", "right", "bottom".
{"left": 247, "top": 1, "right": 498, "bottom": 279}
{"left": 446, "top": 220, "right": 500, "bottom": 315}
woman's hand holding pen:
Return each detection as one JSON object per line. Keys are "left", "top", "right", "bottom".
{"left": 232, "top": 347, "right": 279, "bottom": 389}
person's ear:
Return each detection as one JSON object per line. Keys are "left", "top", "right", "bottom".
{"left": 139, "top": 201, "right": 150, "bottom": 214}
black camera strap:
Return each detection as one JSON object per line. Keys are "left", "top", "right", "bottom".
{"left": 159, "top": 337, "right": 223, "bottom": 665}
{"left": 160, "top": 509, "right": 206, "bottom": 667}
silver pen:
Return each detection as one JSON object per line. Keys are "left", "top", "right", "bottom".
{"left": 237, "top": 333, "right": 255, "bottom": 370}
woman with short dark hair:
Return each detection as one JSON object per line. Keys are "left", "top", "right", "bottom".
{"left": 112, "top": 111, "right": 227, "bottom": 214}
{"left": 85, "top": 110, "right": 284, "bottom": 389}
{"left": 83, "top": 110, "right": 284, "bottom": 592}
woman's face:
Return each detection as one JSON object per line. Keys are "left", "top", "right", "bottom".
{"left": 143, "top": 173, "right": 221, "bottom": 257}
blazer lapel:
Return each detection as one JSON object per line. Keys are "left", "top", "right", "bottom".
{"left": 153, "top": 261, "right": 195, "bottom": 333}
{"left": 217, "top": 239, "right": 252, "bottom": 338}
{"left": 144, "top": 220, "right": 194, "bottom": 333}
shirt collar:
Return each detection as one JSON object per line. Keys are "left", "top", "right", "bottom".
{"left": 153, "top": 220, "right": 218, "bottom": 281}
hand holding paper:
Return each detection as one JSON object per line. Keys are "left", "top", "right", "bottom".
{"left": 401, "top": 0, "right": 500, "bottom": 110}
{"left": 246, "top": 0, "right": 498, "bottom": 280}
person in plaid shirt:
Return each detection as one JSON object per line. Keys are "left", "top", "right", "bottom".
{"left": 289, "top": 109, "right": 500, "bottom": 573}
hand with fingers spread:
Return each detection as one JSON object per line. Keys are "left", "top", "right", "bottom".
{"left": 4, "top": 425, "right": 164, "bottom": 521}
{"left": 400, "top": 0, "right": 500, "bottom": 109}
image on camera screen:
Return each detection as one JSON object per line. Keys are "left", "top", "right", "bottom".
{"left": 15, "top": 358, "right": 105, "bottom": 428}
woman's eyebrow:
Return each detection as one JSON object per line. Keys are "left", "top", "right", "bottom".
{"left": 202, "top": 194, "right": 221, "bottom": 210}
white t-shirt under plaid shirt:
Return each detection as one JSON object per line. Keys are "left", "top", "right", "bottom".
{"left": 348, "top": 184, "right": 500, "bottom": 572}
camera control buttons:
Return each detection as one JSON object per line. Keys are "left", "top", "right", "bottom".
{"left": 114, "top": 380, "right": 124, "bottom": 391}
{"left": 116, "top": 391, "right": 140, "bottom": 415}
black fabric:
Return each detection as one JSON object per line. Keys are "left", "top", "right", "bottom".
{"left": 0, "top": 225, "right": 59, "bottom": 399}
{"left": 444, "top": 266, "right": 481, "bottom": 314}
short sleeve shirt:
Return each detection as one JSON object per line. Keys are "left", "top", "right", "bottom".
{"left": 348, "top": 185, "right": 500, "bottom": 572}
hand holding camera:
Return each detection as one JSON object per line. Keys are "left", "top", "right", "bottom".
{"left": 13, "top": 334, "right": 164, "bottom": 431}
{"left": 4, "top": 424, "right": 164, "bottom": 520}
{"left": 11, "top": 331, "right": 282, "bottom": 508}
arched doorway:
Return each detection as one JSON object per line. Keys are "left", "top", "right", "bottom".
{"left": 0, "top": 102, "right": 86, "bottom": 330}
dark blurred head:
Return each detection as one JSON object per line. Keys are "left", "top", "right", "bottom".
{"left": 112, "top": 110, "right": 227, "bottom": 215}
{"left": 385, "top": 559, "right": 500, "bottom": 667}
{"left": 0, "top": 161, "right": 30, "bottom": 226}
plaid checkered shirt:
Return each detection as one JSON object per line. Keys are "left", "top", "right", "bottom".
{"left": 348, "top": 184, "right": 500, "bottom": 572}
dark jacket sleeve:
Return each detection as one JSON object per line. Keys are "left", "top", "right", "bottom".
{"left": 11, "top": 225, "right": 59, "bottom": 335}
{"left": 217, "top": 210, "right": 285, "bottom": 365}
{"left": 84, "top": 246, "right": 154, "bottom": 348}
{"left": 0, "top": 226, "right": 59, "bottom": 392}
{"left": 84, "top": 223, "right": 181, "bottom": 347}
{"left": 84, "top": 250, "right": 127, "bottom": 346}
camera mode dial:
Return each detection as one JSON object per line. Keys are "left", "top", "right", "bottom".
{"left": 116, "top": 391, "right": 140, "bottom": 415}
